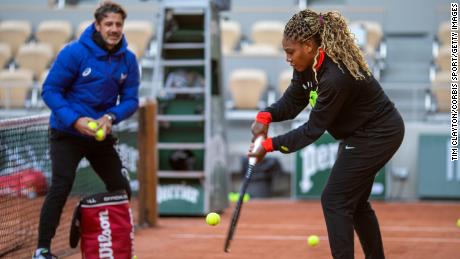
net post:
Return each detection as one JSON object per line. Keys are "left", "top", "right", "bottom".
{"left": 137, "top": 99, "right": 158, "bottom": 227}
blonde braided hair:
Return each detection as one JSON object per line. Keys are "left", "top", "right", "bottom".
{"left": 284, "top": 9, "right": 371, "bottom": 81}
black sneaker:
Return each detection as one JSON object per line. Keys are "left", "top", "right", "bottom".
{"left": 32, "top": 248, "right": 57, "bottom": 259}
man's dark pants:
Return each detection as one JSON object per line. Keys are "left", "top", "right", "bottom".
{"left": 37, "top": 129, "right": 131, "bottom": 249}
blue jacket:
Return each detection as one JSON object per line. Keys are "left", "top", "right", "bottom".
{"left": 42, "top": 23, "right": 139, "bottom": 136}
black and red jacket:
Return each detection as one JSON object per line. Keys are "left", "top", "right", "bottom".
{"left": 258, "top": 53, "right": 397, "bottom": 153}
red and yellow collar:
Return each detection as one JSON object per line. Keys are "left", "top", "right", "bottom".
{"left": 314, "top": 48, "right": 325, "bottom": 70}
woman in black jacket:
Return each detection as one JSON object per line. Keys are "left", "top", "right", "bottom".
{"left": 249, "top": 9, "right": 404, "bottom": 259}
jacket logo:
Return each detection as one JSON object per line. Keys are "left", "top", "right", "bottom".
{"left": 119, "top": 73, "right": 127, "bottom": 84}
{"left": 302, "top": 82, "right": 313, "bottom": 89}
{"left": 82, "top": 67, "right": 92, "bottom": 77}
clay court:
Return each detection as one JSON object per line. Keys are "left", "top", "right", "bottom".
{"left": 65, "top": 199, "right": 460, "bottom": 259}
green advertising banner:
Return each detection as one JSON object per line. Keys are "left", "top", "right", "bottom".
{"left": 294, "top": 133, "right": 386, "bottom": 199}
{"left": 157, "top": 179, "right": 204, "bottom": 215}
{"left": 418, "top": 135, "right": 460, "bottom": 198}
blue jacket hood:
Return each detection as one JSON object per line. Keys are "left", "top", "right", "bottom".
{"left": 79, "top": 23, "right": 129, "bottom": 58}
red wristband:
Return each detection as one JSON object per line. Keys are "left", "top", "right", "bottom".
{"left": 262, "top": 138, "right": 274, "bottom": 152}
{"left": 256, "top": 112, "right": 272, "bottom": 125}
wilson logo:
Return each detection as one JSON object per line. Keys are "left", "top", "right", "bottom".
{"left": 98, "top": 210, "right": 114, "bottom": 259}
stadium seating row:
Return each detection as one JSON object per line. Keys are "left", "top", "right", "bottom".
{"left": 220, "top": 19, "right": 385, "bottom": 60}
{"left": 0, "top": 19, "right": 155, "bottom": 109}
{"left": 428, "top": 21, "right": 451, "bottom": 113}
{"left": 0, "top": 18, "right": 451, "bottom": 116}
{"left": 0, "top": 19, "right": 155, "bottom": 64}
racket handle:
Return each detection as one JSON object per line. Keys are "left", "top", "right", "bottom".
{"left": 249, "top": 136, "right": 264, "bottom": 166}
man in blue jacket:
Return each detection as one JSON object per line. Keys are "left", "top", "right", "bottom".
{"left": 33, "top": 2, "right": 139, "bottom": 258}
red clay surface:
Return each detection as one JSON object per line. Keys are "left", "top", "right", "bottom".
{"left": 67, "top": 200, "right": 460, "bottom": 259}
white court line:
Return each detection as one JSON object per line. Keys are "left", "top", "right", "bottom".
{"left": 172, "top": 233, "right": 460, "bottom": 244}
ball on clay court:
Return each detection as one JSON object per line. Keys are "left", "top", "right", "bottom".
{"left": 95, "top": 128, "right": 106, "bottom": 141}
{"left": 228, "top": 192, "right": 250, "bottom": 203}
{"left": 88, "top": 121, "right": 98, "bottom": 131}
{"left": 132, "top": 256, "right": 137, "bottom": 259}
{"left": 228, "top": 192, "right": 238, "bottom": 202}
{"left": 206, "top": 212, "right": 220, "bottom": 226}
{"left": 456, "top": 218, "right": 460, "bottom": 228}
{"left": 243, "top": 193, "right": 250, "bottom": 202}
{"left": 308, "top": 235, "right": 320, "bottom": 247}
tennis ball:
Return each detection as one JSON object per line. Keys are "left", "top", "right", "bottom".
{"left": 95, "top": 128, "right": 106, "bottom": 141}
{"left": 308, "top": 235, "right": 319, "bottom": 247}
{"left": 456, "top": 218, "right": 460, "bottom": 228}
{"left": 206, "top": 212, "right": 220, "bottom": 226}
{"left": 132, "top": 256, "right": 137, "bottom": 259}
{"left": 243, "top": 193, "right": 250, "bottom": 202}
{"left": 228, "top": 192, "right": 238, "bottom": 202}
{"left": 87, "top": 121, "right": 98, "bottom": 131}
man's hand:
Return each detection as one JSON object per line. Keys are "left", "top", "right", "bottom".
{"left": 74, "top": 117, "right": 98, "bottom": 137}
{"left": 251, "top": 121, "right": 269, "bottom": 141}
{"left": 96, "top": 114, "right": 113, "bottom": 136}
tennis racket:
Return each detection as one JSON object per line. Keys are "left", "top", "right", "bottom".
{"left": 224, "top": 135, "right": 264, "bottom": 253}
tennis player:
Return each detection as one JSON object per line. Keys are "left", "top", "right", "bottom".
{"left": 249, "top": 9, "right": 404, "bottom": 259}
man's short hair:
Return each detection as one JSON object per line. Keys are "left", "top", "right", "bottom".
{"left": 94, "top": 1, "right": 127, "bottom": 23}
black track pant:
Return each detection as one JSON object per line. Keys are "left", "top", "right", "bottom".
{"left": 37, "top": 129, "right": 131, "bottom": 249}
{"left": 321, "top": 111, "right": 404, "bottom": 259}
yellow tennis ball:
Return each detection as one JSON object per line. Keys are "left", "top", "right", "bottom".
{"left": 243, "top": 193, "right": 250, "bottom": 202}
{"left": 308, "top": 235, "right": 319, "bottom": 247}
{"left": 132, "top": 256, "right": 137, "bottom": 259}
{"left": 95, "top": 128, "right": 106, "bottom": 141}
{"left": 206, "top": 212, "right": 220, "bottom": 226}
{"left": 87, "top": 121, "right": 98, "bottom": 131}
{"left": 456, "top": 218, "right": 460, "bottom": 228}
{"left": 228, "top": 192, "right": 238, "bottom": 202}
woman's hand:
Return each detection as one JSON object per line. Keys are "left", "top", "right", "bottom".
{"left": 247, "top": 136, "right": 267, "bottom": 164}
{"left": 251, "top": 121, "right": 269, "bottom": 141}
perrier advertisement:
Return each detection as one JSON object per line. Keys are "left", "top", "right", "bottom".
{"left": 294, "top": 133, "right": 386, "bottom": 199}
